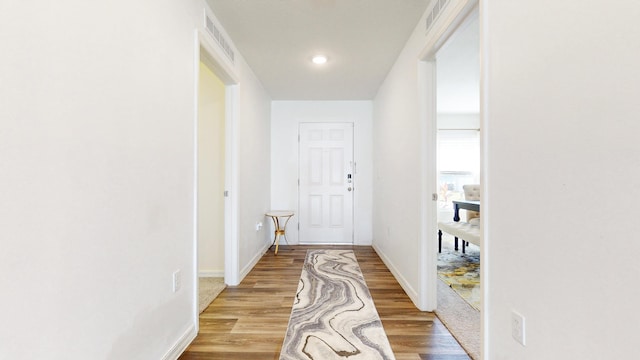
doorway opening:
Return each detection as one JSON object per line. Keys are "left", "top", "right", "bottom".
{"left": 434, "top": 10, "right": 481, "bottom": 355}
{"left": 435, "top": 9, "right": 481, "bottom": 306}
{"left": 193, "top": 27, "right": 240, "bottom": 328}
{"left": 417, "top": 1, "right": 481, "bottom": 357}
{"left": 196, "top": 58, "right": 226, "bottom": 313}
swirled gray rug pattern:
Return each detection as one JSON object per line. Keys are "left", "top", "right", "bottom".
{"left": 280, "top": 249, "right": 395, "bottom": 360}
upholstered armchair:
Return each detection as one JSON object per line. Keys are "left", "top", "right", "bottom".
{"left": 463, "top": 184, "right": 480, "bottom": 224}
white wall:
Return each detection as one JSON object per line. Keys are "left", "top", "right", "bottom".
{"left": 483, "top": 1, "right": 640, "bottom": 358}
{"left": 271, "top": 101, "right": 373, "bottom": 245}
{"left": 236, "top": 67, "right": 272, "bottom": 276}
{"left": 0, "top": 1, "right": 271, "bottom": 359}
{"left": 372, "top": 1, "right": 444, "bottom": 306}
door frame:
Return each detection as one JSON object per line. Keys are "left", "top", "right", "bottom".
{"left": 193, "top": 28, "right": 240, "bottom": 328}
{"left": 416, "top": 0, "right": 479, "bottom": 311}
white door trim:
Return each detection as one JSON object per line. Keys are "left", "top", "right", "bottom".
{"left": 417, "top": 60, "right": 438, "bottom": 312}
{"left": 416, "top": 0, "right": 479, "bottom": 312}
{"left": 193, "top": 28, "right": 240, "bottom": 331}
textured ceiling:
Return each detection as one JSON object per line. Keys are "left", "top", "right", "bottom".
{"left": 206, "top": 0, "right": 431, "bottom": 100}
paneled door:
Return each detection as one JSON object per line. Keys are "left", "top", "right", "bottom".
{"left": 299, "top": 123, "right": 354, "bottom": 244}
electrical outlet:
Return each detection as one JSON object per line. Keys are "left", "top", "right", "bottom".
{"left": 511, "top": 311, "right": 526, "bottom": 346}
{"left": 173, "top": 270, "right": 181, "bottom": 293}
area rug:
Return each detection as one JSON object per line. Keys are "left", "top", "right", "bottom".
{"left": 437, "top": 235, "right": 480, "bottom": 311}
{"left": 280, "top": 249, "right": 395, "bottom": 360}
{"left": 198, "top": 277, "right": 225, "bottom": 314}
{"left": 436, "top": 279, "right": 480, "bottom": 360}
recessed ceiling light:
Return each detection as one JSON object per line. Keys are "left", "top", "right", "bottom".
{"left": 312, "top": 55, "right": 328, "bottom": 65}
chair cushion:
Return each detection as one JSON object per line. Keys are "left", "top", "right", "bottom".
{"left": 438, "top": 221, "right": 481, "bottom": 246}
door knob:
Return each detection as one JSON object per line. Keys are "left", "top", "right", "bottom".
{"left": 348, "top": 187, "right": 352, "bottom": 192}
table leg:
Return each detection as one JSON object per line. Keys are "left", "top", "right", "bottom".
{"left": 267, "top": 214, "right": 293, "bottom": 255}
{"left": 453, "top": 203, "right": 460, "bottom": 222}
{"left": 281, "top": 215, "right": 292, "bottom": 246}
{"left": 274, "top": 228, "right": 286, "bottom": 255}
{"left": 270, "top": 216, "right": 281, "bottom": 255}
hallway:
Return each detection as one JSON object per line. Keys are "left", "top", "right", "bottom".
{"left": 179, "top": 245, "right": 470, "bottom": 359}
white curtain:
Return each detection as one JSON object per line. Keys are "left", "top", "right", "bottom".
{"left": 437, "top": 129, "right": 480, "bottom": 178}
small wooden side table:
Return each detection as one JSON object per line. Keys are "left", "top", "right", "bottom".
{"left": 265, "top": 210, "right": 294, "bottom": 255}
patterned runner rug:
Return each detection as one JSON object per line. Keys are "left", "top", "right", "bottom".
{"left": 280, "top": 249, "right": 395, "bottom": 360}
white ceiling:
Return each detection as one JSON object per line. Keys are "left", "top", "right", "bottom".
{"left": 205, "top": 0, "right": 479, "bottom": 112}
{"left": 206, "top": 0, "right": 431, "bottom": 100}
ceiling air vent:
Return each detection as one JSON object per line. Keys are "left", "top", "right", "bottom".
{"left": 205, "top": 13, "right": 235, "bottom": 64}
{"left": 426, "top": 0, "right": 450, "bottom": 32}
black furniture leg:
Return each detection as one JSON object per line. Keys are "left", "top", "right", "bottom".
{"left": 453, "top": 203, "right": 460, "bottom": 222}
{"left": 454, "top": 237, "right": 459, "bottom": 251}
{"left": 438, "top": 230, "right": 442, "bottom": 253}
{"left": 462, "top": 240, "right": 466, "bottom": 254}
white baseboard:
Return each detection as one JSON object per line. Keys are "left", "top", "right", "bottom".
{"left": 239, "top": 243, "right": 270, "bottom": 281}
{"left": 198, "top": 270, "right": 224, "bottom": 277}
{"left": 354, "top": 240, "right": 373, "bottom": 246}
{"left": 372, "top": 244, "right": 420, "bottom": 307}
{"left": 162, "top": 323, "right": 197, "bottom": 360}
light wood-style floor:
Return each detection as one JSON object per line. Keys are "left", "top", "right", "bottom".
{"left": 179, "top": 245, "right": 470, "bottom": 359}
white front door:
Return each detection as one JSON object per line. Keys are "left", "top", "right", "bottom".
{"left": 299, "top": 123, "right": 354, "bottom": 244}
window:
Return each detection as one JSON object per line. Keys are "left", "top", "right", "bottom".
{"left": 437, "top": 129, "right": 480, "bottom": 221}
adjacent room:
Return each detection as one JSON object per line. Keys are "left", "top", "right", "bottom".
{"left": 433, "top": 10, "right": 481, "bottom": 354}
